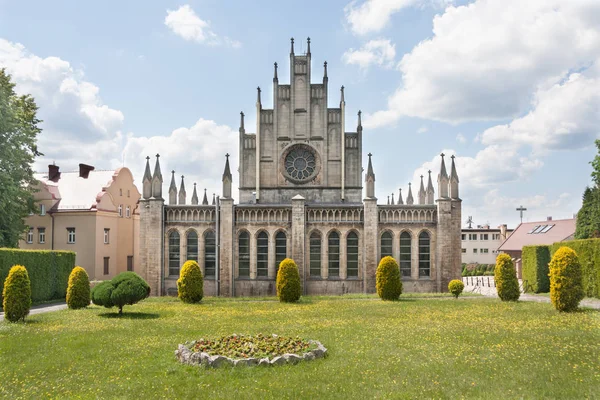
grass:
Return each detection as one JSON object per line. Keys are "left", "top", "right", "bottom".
{"left": 1, "top": 295, "right": 599, "bottom": 399}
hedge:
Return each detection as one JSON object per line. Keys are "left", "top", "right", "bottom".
{"left": 522, "top": 245, "right": 551, "bottom": 293}
{"left": 0, "top": 248, "right": 75, "bottom": 304}
{"left": 550, "top": 239, "right": 600, "bottom": 299}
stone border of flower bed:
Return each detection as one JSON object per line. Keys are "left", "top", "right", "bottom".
{"left": 175, "top": 339, "right": 327, "bottom": 368}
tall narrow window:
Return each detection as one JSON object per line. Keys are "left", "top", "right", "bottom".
{"left": 380, "top": 231, "right": 393, "bottom": 259}
{"left": 238, "top": 231, "right": 250, "bottom": 277}
{"left": 118, "top": 205, "right": 123, "bottom": 217}
{"left": 26, "top": 228, "right": 33, "bottom": 244}
{"left": 275, "top": 231, "right": 287, "bottom": 276}
{"left": 419, "top": 231, "right": 431, "bottom": 277}
{"left": 103, "top": 257, "right": 110, "bottom": 275}
{"left": 127, "top": 256, "right": 133, "bottom": 271}
{"left": 67, "top": 228, "right": 76, "bottom": 244}
{"left": 104, "top": 228, "right": 110, "bottom": 244}
{"left": 328, "top": 231, "right": 340, "bottom": 277}
{"left": 257, "top": 231, "right": 268, "bottom": 277}
{"left": 168, "top": 230, "right": 180, "bottom": 276}
{"left": 347, "top": 232, "right": 359, "bottom": 278}
{"left": 310, "top": 232, "right": 321, "bottom": 277}
{"left": 38, "top": 227, "right": 45, "bottom": 244}
{"left": 187, "top": 230, "right": 198, "bottom": 262}
{"left": 40, "top": 204, "right": 46, "bottom": 216}
{"left": 204, "top": 231, "right": 216, "bottom": 277}
{"left": 400, "top": 232, "right": 412, "bottom": 277}
{"left": 126, "top": 206, "right": 131, "bottom": 218}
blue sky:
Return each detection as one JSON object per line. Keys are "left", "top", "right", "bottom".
{"left": 1, "top": 0, "right": 598, "bottom": 228}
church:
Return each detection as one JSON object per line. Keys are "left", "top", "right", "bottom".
{"left": 138, "top": 38, "right": 462, "bottom": 297}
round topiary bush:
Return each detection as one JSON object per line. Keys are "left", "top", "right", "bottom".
{"left": 276, "top": 258, "right": 301, "bottom": 303}
{"left": 448, "top": 279, "right": 465, "bottom": 299}
{"left": 549, "top": 247, "right": 584, "bottom": 312}
{"left": 376, "top": 256, "right": 402, "bottom": 301}
{"left": 494, "top": 254, "right": 520, "bottom": 302}
{"left": 177, "top": 260, "right": 204, "bottom": 303}
{"left": 91, "top": 272, "right": 150, "bottom": 314}
{"left": 66, "top": 266, "right": 90, "bottom": 309}
{"left": 2, "top": 265, "right": 32, "bottom": 322}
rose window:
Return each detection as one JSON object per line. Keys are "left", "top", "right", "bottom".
{"left": 284, "top": 147, "right": 317, "bottom": 182}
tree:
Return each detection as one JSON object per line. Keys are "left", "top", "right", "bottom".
{"left": 576, "top": 140, "right": 600, "bottom": 239}
{"left": 0, "top": 69, "right": 42, "bottom": 248}
{"left": 66, "top": 266, "right": 91, "bottom": 309}
{"left": 91, "top": 272, "right": 150, "bottom": 314}
{"left": 2, "top": 265, "right": 31, "bottom": 322}
{"left": 276, "top": 258, "right": 301, "bottom": 303}
{"left": 376, "top": 256, "right": 402, "bottom": 300}
{"left": 494, "top": 254, "right": 520, "bottom": 301}
{"left": 177, "top": 260, "right": 204, "bottom": 303}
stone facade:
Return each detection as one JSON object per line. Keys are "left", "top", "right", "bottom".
{"left": 138, "top": 39, "right": 462, "bottom": 296}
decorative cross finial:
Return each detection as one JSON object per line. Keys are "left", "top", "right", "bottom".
{"left": 368, "top": 152, "right": 372, "bottom": 157}
{"left": 451, "top": 154, "right": 455, "bottom": 160}
{"left": 226, "top": 153, "right": 230, "bottom": 159}
{"left": 194, "top": 182, "right": 196, "bottom": 186}
{"left": 181, "top": 175, "right": 184, "bottom": 179}
{"left": 146, "top": 156, "right": 150, "bottom": 160}
{"left": 421, "top": 175, "right": 423, "bottom": 179}
{"left": 156, "top": 154, "right": 160, "bottom": 158}
{"left": 428, "top": 170, "right": 431, "bottom": 174}
{"left": 171, "top": 170, "right": 174, "bottom": 174}
{"left": 441, "top": 152, "right": 445, "bottom": 158}
{"left": 409, "top": 182, "right": 411, "bottom": 186}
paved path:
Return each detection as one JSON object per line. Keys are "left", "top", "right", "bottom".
{"left": 0, "top": 302, "right": 67, "bottom": 322}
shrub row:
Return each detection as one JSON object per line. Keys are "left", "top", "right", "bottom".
{"left": 522, "top": 245, "right": 551, "bottom": 293}
{"left": 550, "top": 239, "right": 600, "bottom": 299}
{"left": 461, "top": 263, "right": 495, "bottom": 277}
{"left": 0, "top": 248, "right": 75, "bottom": 304}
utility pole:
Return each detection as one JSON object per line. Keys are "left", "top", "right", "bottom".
{"left": 516, "top": 205, "right": 527, "bottom": 223}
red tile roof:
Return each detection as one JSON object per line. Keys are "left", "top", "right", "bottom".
{"left": 498, "top": 218, "right": 576, "bottom": 251}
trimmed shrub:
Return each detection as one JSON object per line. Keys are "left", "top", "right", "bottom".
{"left": 494, "top": 254, "right": 520, "bottom": 301}
{"left": 522, "top": 245, "right": 551, "bottom": 293}
{"left": 2, "top": 265, "right": 31, "bottom": 322}
{"left": 549, "top": 247, "right": 584, "bottom": 312}
{"left": 551, "top": 239, "right": 600, "bottom": 299}
{"left": 276, "top": 258, "right": 301, "bottom": 303}
{"left": 448, "top": 279, "right": 465, "bottom": 299}
{"left": 0, "top": 249, "right": 75, "bottom": 304}
{"left": 376, "top": 256, "right": 402, "bottom": 301}
{"left": 91, "top": 272, "right": 150, "bottom": 314}
{"left": 177, "top": 260, "right": 204, "bottom": 303}
{"left": 66, "top": 266, "right": 90, "bottom": 309}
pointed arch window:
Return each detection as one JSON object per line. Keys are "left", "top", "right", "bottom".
{"left": 187, "top": 231, "right": 198, "bottom": 262}
{"left": 310, "top": 232, "right": 321, "bottom": 277}
{"left": 400, "top": 232, "right": 412, "bottom": 277}
{"left": 238, "top": 231, "right": 250, "bottom": 277}
{"left": 347, "top": 232, "right": 359, "bottom": 278}
{"left": 257, "top": 231, "right": 269, "bottom": 277}
{"left": 419, "top": 231, "right": 431, "bottom": 277}
{"left": 168, "top": 231, "right": 180, "bottom": 276}
{"left": 328, "top": 231, "right": 340, "bottom": 277}
{"left": 275, "top": 231, "right": 287, "bottom": 277}
{"left": 204, "top": 230, "right": 216, "bottom": 277}
{"left": 380, "top": 231, "right": 393, "bottom": 259}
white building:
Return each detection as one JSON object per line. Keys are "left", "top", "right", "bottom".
{"left": 461, "top": 225, "right": 512, "bottom": 265}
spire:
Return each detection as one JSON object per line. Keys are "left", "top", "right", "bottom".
{"left": 151, "top": 154, "right": 163, "bottom": 199}
{"left": 323, "top": 61, "right": 328, "bottom": 80}
{"left": 365, "top": 152, "right": 375, "bottom": 199}
{"left": 340, "top": 85, "right": 345, "bottom": 105}
{"left": 239, "top": 111, "right": 245, "bottom": 133}
{"left": 357, "top": 110, "right": 362, "bottom": 131}
{"left": 152, "top": 154, "right": 163, "bottom": 181}
{"left": 407, "top": 183, "right": 414, "bottom": 205}
{"left": 273, "top": 62, "right": 278, "bottom": 82}
{"left": 290, "top": 37, "right": 294, "bottom": 54}
{"left": 450, "top": 155, "right": 460, "bottom": 199}
{"left": 168, "top": 170, "right": 177, "bottom": 205}
{"left": 142, "top": 156, "right": 152, "bottom": 199}
{"left": 222, "top": 153, "right": 232, "bottom": 199}
{"left": 366, "top": 152, "right": 374, "bottom": 178}
{"left": 391, "top": 192, "right": 394, "bottom": 204}
{"left": 191, "top": 183, "right": 199, "bottom": 205}
{"left": 306, "top": 37, "right": 311, "bottom": 55}
{"left": 418, "top": 175, "right": 426, "bottom": 205}
{"left": 202, "top": 189, "right": 208, "bottom": 205}
{"left": 256, "top": 86, "right": 261, "bottom": 106}
{"left": 387, "top": 195, "right": 390, "bottom": 205}
{"left": 178, "top": 175, "right": 186, "bottom": 205}
{"left": 440, "top": 153, "right": 448, "bottom": 179}
{"left": 212, "top": 193, "right": 216, "bottom": 205}
{"left": 438, "top": 153, "right": 449, "bottom": 198}
{"left": 426, "top": 170, "right": 435, "bottom": 204}
{"left": 397, "top": 188, "right": 404, "bottom": 205}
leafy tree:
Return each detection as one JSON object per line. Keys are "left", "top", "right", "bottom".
{"left": 0, "top": 69, "right": 42, "bottom": 247}
{"left": 91, "top": 272, "right": 150, "bottom": 314}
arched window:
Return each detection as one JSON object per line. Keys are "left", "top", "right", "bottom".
{"left": 400, "top": 232, "right": 411, "bottom": 277}
{"left": 204, "top": 231, "right": 216, "bottom": 277}
{"left": 187, "top": 230, "right": 198, "bottom": 262}
{"left": 310, "top": 232, "right": 321, "bottom": 277}
{"left": 328, "top": 231, "right": 340, "bottom": 277}
{"left": 168, "top": 230, "right": 180, "bottom": 276}
{"left": 380, "top": 231, "right": 393, "bottom": 260}
{"left": 347, "top": 232, "right": 359, "bottom": 278}
{"left": 419, "top": 231, "right": 431, "bottom": 277}
{"left": 257, "top": 231, "right": 269, "bottom": 277}
{"left": 238, "top": 231, "right": 250, "bottom": 277}
{"left": 275, "top": 231, "right": 287, "bottom": 276}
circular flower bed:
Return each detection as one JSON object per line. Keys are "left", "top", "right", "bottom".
{"left": 175, "top": 334, "right": 327, "bottom": 368}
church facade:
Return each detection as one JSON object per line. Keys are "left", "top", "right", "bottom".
{"left": 138, "top": 39, "right": 462, "bottom": 297}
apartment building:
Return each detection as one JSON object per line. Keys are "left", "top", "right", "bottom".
{"left": 461, "top": 224, "right": 513, "bottom": 264}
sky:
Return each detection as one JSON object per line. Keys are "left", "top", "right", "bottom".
{"left": 1, "top": 0, "right": 598, "bottom": 229}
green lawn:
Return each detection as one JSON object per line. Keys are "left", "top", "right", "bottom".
{"left": 1, "top": 295, "right": 599, "bottom": 399}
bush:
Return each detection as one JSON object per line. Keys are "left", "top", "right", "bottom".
{"left": 177, "top": 260, "right": 203, "bottom": 303}
{"left": 66, "top": 266, "right": 90, "bottom": 309}
{"left": 522, "top": 245, "right": 551, "bottom": 293}
{"left": 91, "top": 272, "right": 150, "bottom": 314}
{"left": 448, "top": 279, "right": 464, "bottom": 299}
{"left": 494, "top": 254, "right": 520, "bottom": 301}
{"left": 376, "top": 256, "right": 402, "bottom": 300}
{"left": 276, "top": 258, "right": 301, "bottom": 303}
{"left": 549, "top": 247, "right": 584, "bottom": 312}
{"left": 0, "top": 249, "right": 75, "bottom": 305}
{"left": 551, "top": 239, "right": 600, "bottom": 299}
{"left": 2, "top": 265, "right": 31, "bottom": 322}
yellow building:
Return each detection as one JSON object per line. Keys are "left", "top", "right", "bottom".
{"left": 20, "top": 164, "right": 141, "bottom": 280}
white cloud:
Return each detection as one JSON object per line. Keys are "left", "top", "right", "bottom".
{"left": 342, "top": 39, "right": 396, "bottom": 70}
{"left": 164, "top": 5, "right": 241, "bottom": 48}
{"left": 417, "top": 125, "right": 428, "bottom": 134}
{"left": 456, "top": 133, "right": 466, "bottom": 144}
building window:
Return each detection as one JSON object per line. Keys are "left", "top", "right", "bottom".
{"left": 26, "top": 228, "right": 33, "bottom": 244}
{"left": 40, "top": 204, "right": 46, "bottom": 216}
{"left": 126, "top": 206, "right": 131, "bottom": 218}
{"left": 256, "top": 231, "right": 268, "bottom": 277}
{"left": 418, "top": 231, "right": 431, "bottom": 277}
{"left": 492, "top": 233, "right": 500, "bottom": 240}
{"left": 187, "top": 230, "right": 198, "bottom": 262}
{"left": 469, "top": 233, "right": 477, "bottom": 241}
{"left": 67, "top": 228, "right": 76, "bottom": 244}
{"left": 461, "top": 234, "right": 466, "bottom": 241}
{"left": 127, "top": 256, "right": 133, "bottom": 271}
{"left": 473, "top": 248, "right": 478, "bottom": 254}
{"left": 104, "top": 228, "right": 110, "bottom": 244}
{"left": 399, "top": 232, "right": 412, "bottom": 277}
{"left": 310, "top": 232, "right": 321, "bottom": 277}
{"left": 118, "top": 204, "right": 123, "bottom": 217}
{"left": 238, "top": 231, "right": 250, "bottom": 277}
{"left": 481, "top": 248, "right": 489, "bottom": 254}
{"left": 103, "top": 257, "right": 109, "bottom": 275}
{"left": 347, "top": 232, "right": 359, "bottom": 278}
{"left": 328, "top": 231, "right": 340, "bottom": 277}
{"left": 275, "top": 231, "right": 287, "bottom": 276}
{"left": 38, "top": 228, "right": 45, "bottom": 244}
{"left": 462, "top": 248, "right": 466, "bottom": 253}
{"left": 380, "top": 231, "right": 393, "bottom": 260}
{"left": 127, "top": 190, "right": 130, "bottom": 198}
{"left": 480, "top": 234, "right": 488, "bottom": 240}
{"left": 204, "top": 231, "right": 216, "bottom": 277}
{"left": 168, "top": 230, "right": 180, "bottom": 276}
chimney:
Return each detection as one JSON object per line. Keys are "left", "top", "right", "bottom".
{"left": 48, "top": 164, "right": 61, "bottom": 182}
{"left": 547, "top": 216, "right": 552, "bottom": 221}
{"left": 78, "top": 163, "right": 95, "bottom": 179}
{"left": 499, "top": 224, "right": 507, "bottom": 240}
